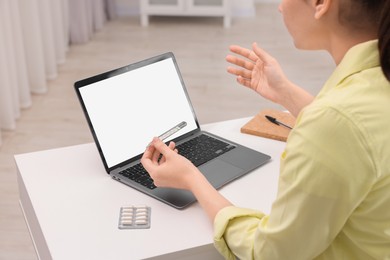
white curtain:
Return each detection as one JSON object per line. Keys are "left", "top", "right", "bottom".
{"left": 0, "top": 0, "right": 116, "bottom": 147}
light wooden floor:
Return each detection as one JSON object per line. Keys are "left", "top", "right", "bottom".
{"left": 0, "top": 4, "right": 334, "bottom": 259}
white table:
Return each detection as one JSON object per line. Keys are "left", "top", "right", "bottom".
{"left": 15, "top": 117, "right": 285, "bottom": 260}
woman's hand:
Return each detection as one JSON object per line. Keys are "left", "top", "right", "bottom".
{"left": 141, "top": 138, "right": 233, "bottom": 221}
{"left": 226, "top": 43, "right": 314, "bottom": 117}
{"left": 226, "top": 43, "right": 291, "bottom": 103}
{"left": 141, "top": 138, "right": 200, "bottom": 191}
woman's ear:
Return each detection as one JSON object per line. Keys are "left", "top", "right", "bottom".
{"left": 314, "top": 0, "right": 332, "bottom": 19}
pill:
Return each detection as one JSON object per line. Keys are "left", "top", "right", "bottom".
{"left": 135, "top": 219, "right": 147, "bottom": 225}
{"left": 121, "top": 220, "right": 133, "bottom": 225}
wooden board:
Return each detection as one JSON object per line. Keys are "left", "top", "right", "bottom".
{"left": 241, "top": 109, "right": 296, "bottom": 142}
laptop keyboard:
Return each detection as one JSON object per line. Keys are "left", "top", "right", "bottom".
{"left": 176, "top": 134, "right": 235, "bottom": 167}
{"left": 118, "top": 134, "right": 236, "bottom": 190}
{"left": 118, "top": 163, "right": 157, "bottom": 189}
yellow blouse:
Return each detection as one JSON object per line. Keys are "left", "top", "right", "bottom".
{"left": 214, "top": 40, "right": 390, "bottom": 259}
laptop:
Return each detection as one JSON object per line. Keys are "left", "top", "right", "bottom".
{"left": 74, "top": 52, "right": 271, "bottom": 209}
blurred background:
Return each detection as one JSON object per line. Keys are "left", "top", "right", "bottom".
{"left": 0, "top": 0, "right": 334, "bottom": 259}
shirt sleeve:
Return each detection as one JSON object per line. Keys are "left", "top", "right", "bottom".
{"left": 213, "top": 105, "right": 376, "bottom": 259}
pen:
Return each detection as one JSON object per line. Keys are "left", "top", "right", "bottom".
{"left": 265, "top": 115, "right": 293, "bottom": 130}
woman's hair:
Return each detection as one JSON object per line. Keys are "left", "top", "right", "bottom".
{"left": 339, "top": 0, "right": 390, "bottom": 81}
{"left": 378, "top": 0, "right": 390, "bottom": 81}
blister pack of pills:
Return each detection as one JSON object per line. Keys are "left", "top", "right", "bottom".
{"left": 118, "top": 205, "right": 151, "bottom": 229}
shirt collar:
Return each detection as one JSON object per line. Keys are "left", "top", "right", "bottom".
{"left": 319, "top": 40, "right": 380, "bottom": 95}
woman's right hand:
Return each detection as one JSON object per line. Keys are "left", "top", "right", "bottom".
{"left": 141, "top": 138, "right": 200, "bottom": 191}
{"left": 141, "top": 138, "right": 233, "bottom": 222}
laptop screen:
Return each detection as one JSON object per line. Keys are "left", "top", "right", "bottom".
{"left": 77, "top": 55, "right": 199, "bottom": 168}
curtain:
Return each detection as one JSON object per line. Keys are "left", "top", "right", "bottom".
{"left": 0, "top": 0, "right": 116, "bottom": 147}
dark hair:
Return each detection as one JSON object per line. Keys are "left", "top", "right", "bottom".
{"left": 338, "top": 0, "right": 383, "bottom": 31}
{"left": 378, "top": 0, "right": 390, "bottom": 81}
{"left": 339, "top": 0, "right": 390, "bottom": 81}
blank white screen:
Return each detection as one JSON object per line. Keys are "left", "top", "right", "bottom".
{"left": 79, "top": 58, "right": 198, "bottom": 168}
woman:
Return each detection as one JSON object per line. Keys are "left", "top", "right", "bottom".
{"left": 141, "top": 0, "right": 390, "bottom": 259}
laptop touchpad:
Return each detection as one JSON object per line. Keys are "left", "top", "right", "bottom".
{"left": 200, "top": 159, "right": 244, "bottom": 188}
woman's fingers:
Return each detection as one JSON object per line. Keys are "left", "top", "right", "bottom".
{"left": 226, "top": 54, "right": 255, "bottom": 71}
{"left": 237, "top": 76, "right": 253, "bottom": 89}
{"left": 252, "top": 42, "right": 274, "bottom": 64}
{"left": 229, "top": 45, "right": 258, "bottom": 62}
{"left": 159, "top": 141, "right": 176, "bottom": 164}
{"left": 226, "top": 66, "right": 252, "bottom": 80}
